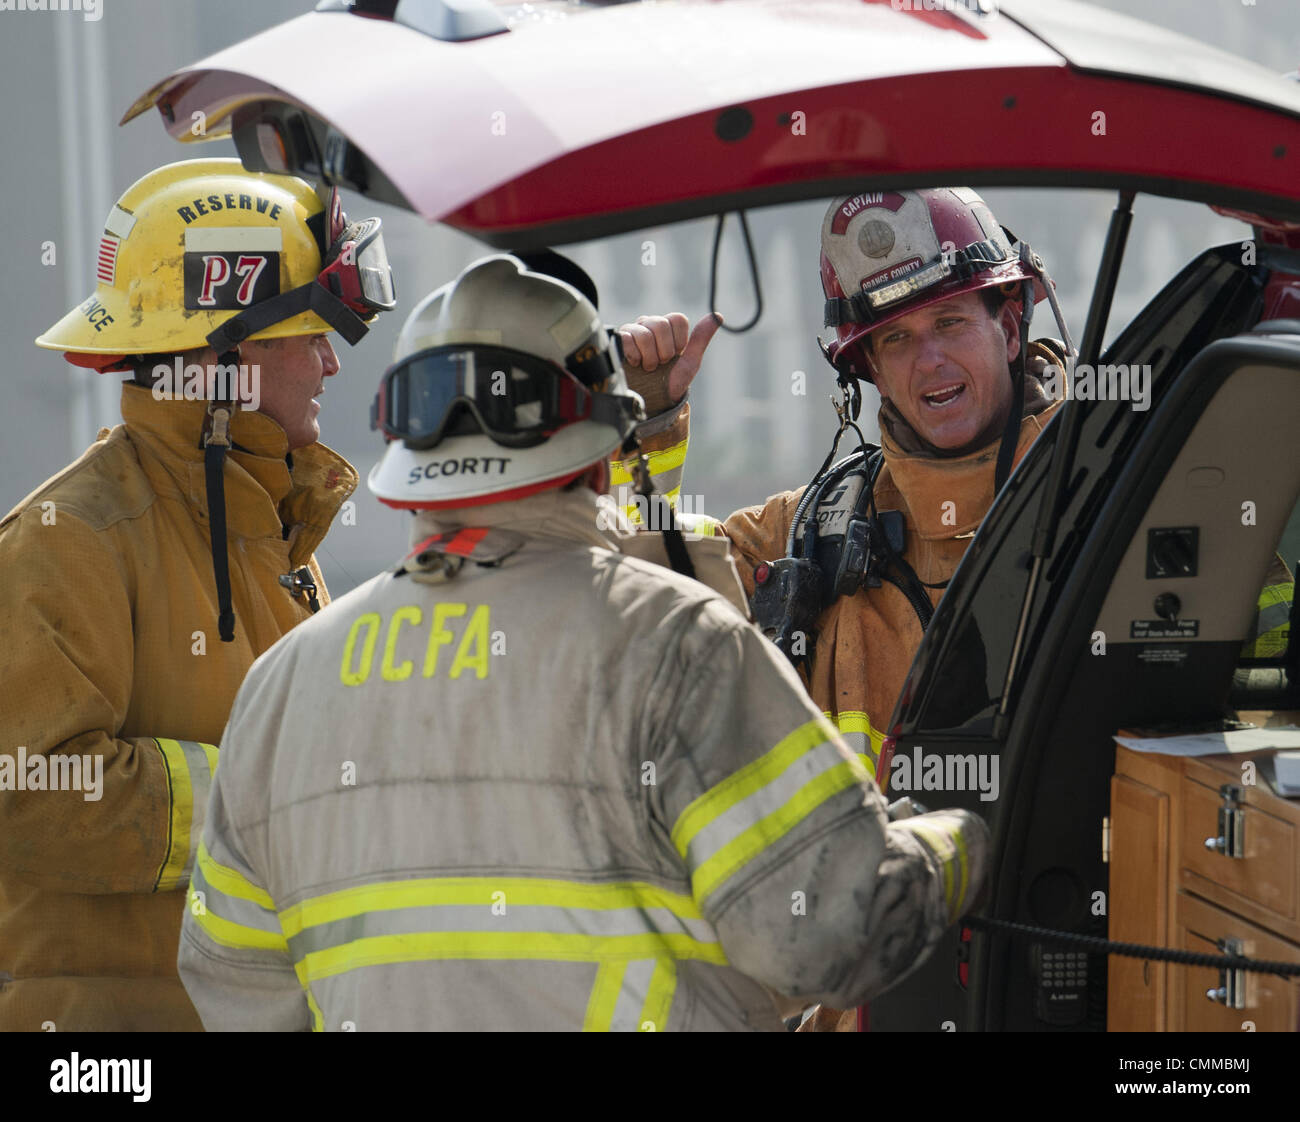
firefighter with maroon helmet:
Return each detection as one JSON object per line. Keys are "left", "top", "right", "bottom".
{"left": 613, "top": 187, "right": 1074, "bottom": 1028}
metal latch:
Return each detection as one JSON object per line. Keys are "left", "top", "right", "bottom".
{"left": 1205, "top": 937, "right": 1247, "bottom": 1008}
{"left": 1204, "top": 784, "right": 1246, "bottom": 859}
{"left": 279, "top": 567, "right": 321, "bottom": 613}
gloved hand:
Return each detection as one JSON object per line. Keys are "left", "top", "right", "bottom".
{"left": 894, "top": 808, "right": 990, "bottom": 926}
{"left": 1027, "top": 337, "right": 1069, "bottom": 379}
{"left": 617, "top": 313, "right": 722, "bottom": 416}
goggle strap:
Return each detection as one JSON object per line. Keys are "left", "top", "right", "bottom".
{"left": 206, "top": 280, "right": 370, "bottom": 353}
{"left": 588, "top": 391, "right": 642, "bottom": 437}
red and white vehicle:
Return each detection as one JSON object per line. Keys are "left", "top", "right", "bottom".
{"left": 126, "top": 0, "right": 1300, "bottom": 1033}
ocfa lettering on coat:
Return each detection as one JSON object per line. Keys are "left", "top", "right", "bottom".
{"left": 340, "top": 603, "right": 492, "bottom": 685}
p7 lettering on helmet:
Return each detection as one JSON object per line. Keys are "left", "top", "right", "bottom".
{"left": 339, "top": 603, "right": 492, "bottom": 686}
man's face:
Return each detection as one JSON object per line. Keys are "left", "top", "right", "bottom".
{"left": 245, "top": 334, "right": 340, "bottom": 450}
{"left": 866, "top": 291, "right": 1020, "bottom": 454}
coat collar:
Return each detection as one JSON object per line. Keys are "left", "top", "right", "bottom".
{"left": 120, "top": 384, "right": 357, "bottom": 564}
{"left": 407, "top": 486, "right": 631, "bottom": 557}
{"left": 877, "top": 398, "right": 1062, "bottom": 541}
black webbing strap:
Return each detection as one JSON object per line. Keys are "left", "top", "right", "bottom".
{"left": 206, "top": 281, "right": 370, "bottom": 353}
{"left": 203, "top": 401, "right": 236, "bottom": 643}
{"left": 662, "top": 520, "right": 697, "bottom": 581}
{"left": 993, "top": 269, "right": 1036, "bottom": 493}
{"left": 630, "top": 450, "right": 696, "bottom": 580}
{"left": 964, "top": 914, "right": 1300, "bottom": 978}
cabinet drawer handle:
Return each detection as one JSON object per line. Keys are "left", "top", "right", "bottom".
{"left": 1206, "top": 938, "right": 1247, "bottom": 1009}
{"left": 1205, "top": 785, "right": 1246, "bottom": 859}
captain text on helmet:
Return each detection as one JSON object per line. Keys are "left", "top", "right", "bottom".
{"left": 0, "top": 158, "right": 394, "bottom": 1031}
{"left": 176, "top": 253, "right": 989, "bottom": 1032}
{"left": 614, "top": 187, "right": 1073, "bottom": 1031}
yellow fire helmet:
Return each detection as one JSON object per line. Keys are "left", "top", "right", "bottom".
{"left": 37, "top": 157, "right": 395, "bottom": 369}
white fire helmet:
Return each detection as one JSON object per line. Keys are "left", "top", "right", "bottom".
{"left": 368, "top": 255, "right": 644, "bottom": 510}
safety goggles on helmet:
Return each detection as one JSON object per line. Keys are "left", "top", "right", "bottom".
{"left": 371, "top": 338, "right": 640, "bottom": 451}
{"left": 319, "top": 215, "right": 397, "bottom": 314}
{"left": 205, "top": 186, "right": 396, "bottom": 354}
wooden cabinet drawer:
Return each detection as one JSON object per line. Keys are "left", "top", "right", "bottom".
{"left": 1173, "top": 893, "right": 1300, "bottom": 1032}
{"left": 1108, "top": 774, "right": 1170, "bottom": 1031}
{"left": 1180, "top": 774, "right": 1296, "bottom": 930}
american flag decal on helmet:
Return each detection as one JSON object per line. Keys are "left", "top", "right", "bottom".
{"left": 96, "top": 234, "right": 120, "bottom": 285}
{"left": 96, "top": 205, "right": 137, "bottom": 287}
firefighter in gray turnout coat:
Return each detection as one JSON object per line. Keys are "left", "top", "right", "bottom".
{"left": 177, "top": 255, "right": 989, "bottom": 1031}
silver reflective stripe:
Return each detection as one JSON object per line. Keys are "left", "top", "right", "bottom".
{"left": 839, "top": 729, "right": 869, "bottom": 758}
{"left": 176, "top": 739, "right": 214, "bottom": 883}
{"left": 1252, "top": 599, "right": 1291, "bottom": 637}
{"left": 646, "top": 464, "right": 684, "bottom": 498}
{"left": 608, "top": 958, "right": 659, "bottom": 1031}
{"left": 681, "top": 739, "right": 846, "bottom": 873}
{"left": 191, "top": 859, "right": 283, "bottom": 939}
{"left": 287, "top": 901, "right": 719, "bottom": 962}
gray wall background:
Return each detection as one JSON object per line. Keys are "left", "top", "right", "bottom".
{"left": 0, "top": 0, "right": 1296, "bottom": 596}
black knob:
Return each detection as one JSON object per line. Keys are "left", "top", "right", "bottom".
{"left": 1154, "top": 592, "right": 1181, "bottom": 622}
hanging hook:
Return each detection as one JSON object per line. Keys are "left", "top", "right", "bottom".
{"left": 709, "top": 211, "right": 763, "bottom": 333}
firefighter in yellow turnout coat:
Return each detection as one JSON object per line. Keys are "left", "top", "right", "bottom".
{"left": 0, "top": 159, "right": 393, "bottom": 1030}
{"left": 178, "top": 255, "right": 988, "bottom": 1031}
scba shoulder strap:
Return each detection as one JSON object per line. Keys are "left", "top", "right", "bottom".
{"left": 752, "top": 445, "right": 940, "bottom": 668}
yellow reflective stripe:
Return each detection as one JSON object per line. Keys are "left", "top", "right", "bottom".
{"left": 831, "top": 710, "right": 884, "bottom": 782}
{"left": 689, "top": 758, "right": 862, "bottom": 903}
{"left": 155, "top": 738, "right": 194, "bottom": 892}
{"left": 683, "top": 516, "right": 722, "bottom": 538}
{"left": 908, "top": 818, "right": 969, "bottom": 916}
{"left": 670, "top": 718, "right": 832, "bottom": 857}
{"left": 197, "top": 839, "right": 276, "bottom": 910}
{"left": 292, "top": 931, "right": 727, "bottom": 987}
{"left": 1242, "top": 581, "right": 1293, "bottom": 658}
{"left": 609, "top": 438, "right": 690, "bottom": 487}
{"left": 306, "top": 988, "right": 325, "bottom": 1033}
{"left": 1258, "top": 581, "right": 1293, "bottom": 610}
{"left": 280, "top": 877, "right": 703, "bottom": 939}
{"left": 639, "top": 958, "right": 676, "bottom": 1031}
{"left": 583, "top": 960, "right": 627, "bottom": 1032}
{"left": 191, "top": 893, "right": 290, "bottom": 952}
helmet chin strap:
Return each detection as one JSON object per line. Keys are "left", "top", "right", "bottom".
{"left": 201, "top": 374, "right": 238, "bottom": 643}
{"left": 993, "top": 277, "right": 1032, "bottom": 494}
